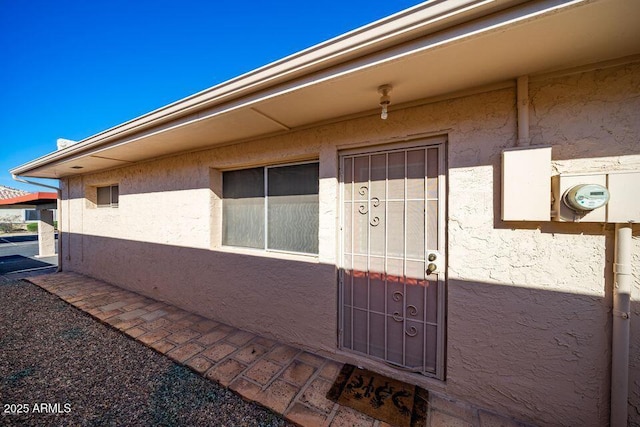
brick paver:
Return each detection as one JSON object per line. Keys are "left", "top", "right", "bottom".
{"left": 149, "top": 339, "right": 175, "bottom": 354}
{"left": 255, "top": 379, "right": 298, "bottom": 413}
{"left": 26, "top": 272, "right": 446, "bottom": 427}
{"left": 226, "top": 330, "right": 256, "bottom": 346}
{"left": 138, "top": 329, "right": 171, "bottom": 344}
{"left": 117, "top": 308, "right": 148, "bottom": 321}
{"left": 166, "top": 328, "right": 200, "bottom": 344}
{"left": 185, "top": 356, "right": 212, "bottom": 374}
{"left": 233, "top": 343, "right": 269, "bottom": 364}
{"left": 197, "top": 329, "right": 230, "bottom": 345}
{"left": 166, "top": 342, "right": 204, "bottom": 363}
{"left": 140, "top": 309, "right": 169, "bottom": 321}
{"left": 206, "top": 358, "right": 247, "bottom": 386}
{"left": 281, "top": 360, "right": 316, "bottom": 386}
{"left": 319, "top": 361, "right": 342, "bottom": 381}
{"left": 266, "top": 344, "right": 300, "bottom": 364}
{"left": 287, "top": 403, "right": 329, "bottom": 427}
{"left": 299, "top": 378, "right": 335, "bottom": 413}
{"left": 201, "top": 342, "right": 237, "bottom": 363}
{"left": 245, "top": 359, "right": 282, "bottom": 385}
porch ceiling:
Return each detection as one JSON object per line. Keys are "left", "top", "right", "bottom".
{"left": 13, "top": 0, "right": 640, "bottom": 179}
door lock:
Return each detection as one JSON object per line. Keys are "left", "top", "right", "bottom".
{"left": 426, "top": 251, "right": 443, "bottom": 275}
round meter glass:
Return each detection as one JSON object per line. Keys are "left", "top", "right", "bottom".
{"left": 563, "top": 184, "right": 610, "bottom": 212}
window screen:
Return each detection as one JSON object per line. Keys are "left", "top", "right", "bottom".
{"left": 222, "top": 162, "right": 319, "bottom": 254}
{"left": 97, "top": 185, "right": 119, "bottom": 207}
{"left": 222, "top": 167, "right": 265, "bottom": 249}
{"left": 267, "top": 163, "right": 319, "bottom": 253}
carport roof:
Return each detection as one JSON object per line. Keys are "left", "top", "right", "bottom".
{"left": 0, "top": 192, "right": 58, "bottom": 208}
{"left": 0, "top": 186, "right": 28, "bottom": 200}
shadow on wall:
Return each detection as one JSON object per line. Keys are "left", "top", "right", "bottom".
{"left": 54, "top": 231, "right": 638, "bottom": 426}
{"left": 61, "top": 232, "right": 339, "bottom": 354}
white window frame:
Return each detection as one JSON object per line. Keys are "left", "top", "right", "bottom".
{"left": 222, "top": 160, "right": 319, "bottom": 256}
{"left": 97, "top": 185, "right": 119, "bottom": 208}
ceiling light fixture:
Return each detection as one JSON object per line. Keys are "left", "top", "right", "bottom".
{"left": 378, "top": 84, "right": 392, "bottom": 120}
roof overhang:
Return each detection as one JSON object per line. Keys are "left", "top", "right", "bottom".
{"left": 11, "top": 0, "right": 640, "bottom": 179}
{"left": 0, "top": 192, "right": 58, "bottom": 209}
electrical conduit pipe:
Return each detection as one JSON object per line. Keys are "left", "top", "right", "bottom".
{"left": 611, "top": 223, "right": 632, "bottom": 427}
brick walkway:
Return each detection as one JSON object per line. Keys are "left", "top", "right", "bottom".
{"left": 25, "top": 272, "right": 389, "bottom": 427}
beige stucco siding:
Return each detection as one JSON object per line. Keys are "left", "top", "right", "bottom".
{"left": 61, "top": 62, "right": 640, "bottom": 426}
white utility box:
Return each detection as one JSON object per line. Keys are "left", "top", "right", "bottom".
{"left": 606, "top": 171, "right": 640, "bottom": 223}
{"left": 502, "top": 146, "right": 552, "bottom": 221}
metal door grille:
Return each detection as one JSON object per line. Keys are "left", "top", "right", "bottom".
{"left": 339, "top": 140, "right": 445, "bottom": 378}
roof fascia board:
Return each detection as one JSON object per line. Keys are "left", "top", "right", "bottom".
{"left": 0, "top": 192, "right": 58, "bottom": 206}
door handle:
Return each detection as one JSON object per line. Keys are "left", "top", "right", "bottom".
{"left": 426, "top": 251, "right": 442, "bottom": 275}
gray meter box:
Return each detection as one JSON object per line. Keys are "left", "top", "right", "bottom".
{"left": 552, "top": 171, "right": 640, "bottom": 223}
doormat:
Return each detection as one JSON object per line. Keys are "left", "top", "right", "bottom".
{"left": 326, "top": 364, "right": 428, "bottom": 427}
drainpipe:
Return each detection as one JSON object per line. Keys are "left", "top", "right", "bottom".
{"left": 516, "top": 75, "right": 530, "bottom": 146}
{"left": 12, "top": 174, "right": 63, "bottom": 272}
{"left": 611, "top": 222, "right": 632, "bottom": 427}
{"left": 12, "top": 174, "right": 59, "bottom": 192}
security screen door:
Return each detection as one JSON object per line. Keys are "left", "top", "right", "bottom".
{"left": 339, "top": 139, "right": 446, "bottom": 378}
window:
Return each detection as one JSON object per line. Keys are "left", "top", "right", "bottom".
{"left": 97, "top": 185, "right": 119, "bottom": 208}
{"left": 24, "top": 210, "right": 39, "bottom": 221}
{"left": 223, "top": 162, "right": 319, "bottom": 254}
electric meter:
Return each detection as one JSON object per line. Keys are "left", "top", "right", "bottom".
{"left": 563, "top": 184, "right": 610, "bottom": 212}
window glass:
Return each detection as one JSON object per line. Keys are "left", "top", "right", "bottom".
{"left": 111, "top": 185, "right": 119, "bottom": 206}
{"left": 97, "top": 186, "right": 111, "bottom": 206}
{"left": 222, "top": 168, "right": 265, "bottom": 249}
{"left": 24, "top": 210, "right": 39, "bottom": 221}
{"left": 97, "top": 185, "right": 118, "bottom": 207}
{"left": 222, "top": 163, "right": 319, "bottom": 254}
{"left": 267, "top": 163, "right": 319, "bottom": 253}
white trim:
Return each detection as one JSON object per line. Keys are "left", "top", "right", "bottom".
{"left": 96, "top": 184, "right": 119, "bottom": 208}
{"left": 337, "top": 136, "right": 447, "bottom": 379}
{"left": 221, "top": 160, "right": 320, "bottom": 256}
{"left": 213, "top": 245, "right": 320, "bottom": 263}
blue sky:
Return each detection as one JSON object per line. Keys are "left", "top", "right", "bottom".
{"left": 1, "top": 0, "right": 422, "bottom": 191}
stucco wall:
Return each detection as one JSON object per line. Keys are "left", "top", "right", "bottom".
{"left": 0, "top": 208, "right": 24, "bottom": 223}
{"left": 61, "top": 61, "right": 640, "bottom": 426}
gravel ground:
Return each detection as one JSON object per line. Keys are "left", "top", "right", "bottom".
{"left": 0, "top": 276, "right": 294, "bottom": 427}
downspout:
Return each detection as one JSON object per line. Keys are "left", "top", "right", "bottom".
{"left": 12, "top": 174, "right": 59, "bottom": 191}
{"left": 516, "top": 75, "right": 530, "bottom": 146}
{"left": 514, "top": 74, "right": 632, "bottom": 425}
{"left": 611, "top": 223, "right": 632, "bottom": 427}
{"left": 12, "top": 174, "right": 63, "bottom": 273}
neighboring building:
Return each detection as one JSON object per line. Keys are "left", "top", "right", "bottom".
{"left": 0, "top": 185, "right": 30, "bottom": 224}
{"left": 10, "top": 1, "right": 640, "bottom": 425}
{"left": 0, "top": 185, "right": 58, "bottom": 225}
{"left": 0, "top": 189, "right": 59, "bottom": 257}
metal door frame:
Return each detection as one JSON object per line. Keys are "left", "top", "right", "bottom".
{"left": 338, "top": 136, "right": 447, "bottom": 379}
